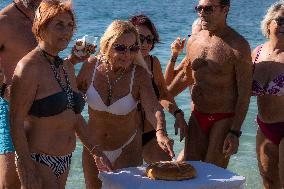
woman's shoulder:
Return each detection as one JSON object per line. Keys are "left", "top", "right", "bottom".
{"left": 15, "top": 50, "right": 41, "bottom": 75}
{"left": 252, "top": 43, "right": 265, "bottom": 64}
{"left": 77, "top": 55, "right": 100, "bottom": 92}
{"left": 252, "top": 44, "right": 264, "bottom": 55}
{"left": 151, "top": 55, "right": 162, "bottom": 69}
{"left": 151, "top": 55, "right": 160, "bottom": 64}
{"left": 135, "top": 65, "right": 151, "bottom": 81}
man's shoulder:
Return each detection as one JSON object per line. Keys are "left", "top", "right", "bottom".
{"left": 0, "top": 4, "right": 17, "bottom": 30}
{"left": 186, "top": 32, "right": 202, "bottom": 49}
{"left": 0, "top": 3, "right": 14, "bottom": 18}
{"left": 227, "top": 27, "right": 250, "bottom": 51}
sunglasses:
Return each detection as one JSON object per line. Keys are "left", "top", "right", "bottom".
{"left": 274, "top": 17, "right": 284, "bottom": 26}
{"left": 194, "top": 4, "right": 222, "bottom": 14}
{"left": 139, "top": 34, "right": 154, "bottom": 44}
{"left": 113, "top": 43, "right": 140, "bottom": 53}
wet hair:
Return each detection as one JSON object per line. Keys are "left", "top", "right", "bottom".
{"left": 99, "top": 20, "right": 151, "bottom": 74}
{"left": 261, "top": 0, "right": 284, "bottom": 38}
{"left": 128, "top": 14, "right": 159, "bottom": 50}
{"left": 32, "top": 0, "right": 76, "bottom": 42}
{"left": 219, "top": 0, "right": 230, "bottom": 7}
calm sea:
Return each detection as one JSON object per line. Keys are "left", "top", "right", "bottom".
{"left": 0, "top": 0, "right": 276, "bottom": 188}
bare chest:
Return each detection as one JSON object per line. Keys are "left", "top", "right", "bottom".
{"left": 189, "top": 40, "right": 235, "bottom": 75}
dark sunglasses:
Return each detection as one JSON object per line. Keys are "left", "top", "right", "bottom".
{"left": 194, "top": 4, "right": 222, "bottom": 14}
{"left": 139, "top": 34, "right": 154, "bottom": 44}
{"left": 275, "top": 17, "right": 284, "bottom": 26}
{"left": 113, "top": 43, "right": 140, "bottom": 53}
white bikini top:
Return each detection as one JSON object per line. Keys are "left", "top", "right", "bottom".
{"left": 86, "top": 62, "right": 138, "bottom": 115}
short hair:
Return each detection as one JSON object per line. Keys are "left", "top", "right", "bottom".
{"left": 128, "top": 14, "right": 159, "bottom": 50}
{"left": 261, "top": 0, "right": 284, "bottom": 38}
{"left": 219, "top": 0, "right": 230, "bottom": 7}
{"left": 99, "top": 20, "right": 151, "bottom": 74}
{"left": 32, "top": 0, "right": 76, "bottom": 42}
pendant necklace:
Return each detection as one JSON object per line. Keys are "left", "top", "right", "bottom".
{"left": 105, "top": 64, "right": 126, "bottom": 106}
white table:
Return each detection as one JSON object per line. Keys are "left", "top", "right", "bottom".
{"left": 99, "top": 161, "right": 245, "bottom": 189}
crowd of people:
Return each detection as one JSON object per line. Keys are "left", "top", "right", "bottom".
{"left": 0, "top": 0, "right": 283, "bottom": 188}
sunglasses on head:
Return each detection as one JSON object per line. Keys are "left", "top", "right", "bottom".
{"left": 194, "top": 4, "right": 222, "bottom": 14}
{"left": 113, "top": 43, "right": 140, "bottom": 53}
{"left": 274, "top": 17, "right": 284, "bottom": 26}
{"left": 139, "top": 34, "right": 154, "bottom": 44}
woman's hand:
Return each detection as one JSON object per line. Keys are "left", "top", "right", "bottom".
{"left": 92, "top": 149, "right": 113, "bottom": 172}
{"left": 68, "top": 45, "right": 96, "bottom": 65}
{"left": 156, "top": 130, "right": 175, "bottom": 158}
{"left": 174, "top": 114, "right": 188, "bottom": 142}
{"left": 171, "top": 37, "right": 186, "bottom": 57}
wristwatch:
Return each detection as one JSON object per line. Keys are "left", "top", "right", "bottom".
{"left": 228, "top": 129, "right": 242, "bottom": 138}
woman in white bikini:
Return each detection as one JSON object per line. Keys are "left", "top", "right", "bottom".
{"left": 77, "top": 20, "right": 174, "bottom": 189}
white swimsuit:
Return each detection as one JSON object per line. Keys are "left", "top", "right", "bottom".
{"left": 86, "top": 62, "right": 138, "bottom": 165}
{"left": 86, "top": 63, "right": 137, "bottom": 115}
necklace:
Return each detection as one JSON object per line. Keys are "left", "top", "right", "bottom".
{"left": 104, "top": 64, "right": 126, "bottom": 106}
{"left": 13, "top": 1, "right": 33, "bottom": 23}
{"left": 37, "top": 46, "right": 63, "bottom": 68}
{"left": 38, "top": 47, "right": 74, "bottom": 110}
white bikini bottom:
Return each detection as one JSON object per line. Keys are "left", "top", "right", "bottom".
{"left": 103, "top": 129, "right": 137, "bottom": 165}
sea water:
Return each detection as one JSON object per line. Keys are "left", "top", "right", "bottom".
{"left": 0, "top": 0, "right": 275, "bottom": 188}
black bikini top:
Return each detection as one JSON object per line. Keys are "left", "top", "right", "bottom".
{"left": 28, "top": 48, "right": 85, "bottom": 117}
{"left": 150, "top": 56, "right": 160, "bottom": 99}
{"left": 29, "top": 91, "right": 85, "bottom": 117}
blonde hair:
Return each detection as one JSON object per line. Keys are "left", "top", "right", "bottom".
{"left": 32, "top": 0, "right": 76, "bottom": 42}
{"left": 261, "top": 0, "right": 284, "bottom": 38}
{"left": 99, "top": 20, "right": 151, "bottom": 74}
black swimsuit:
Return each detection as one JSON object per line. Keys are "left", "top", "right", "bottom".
{"left": 141, "top": 56, "right": 159, "bottom": 146}
{"left": 29, "top": 91, "right": 85, "bottom": 117}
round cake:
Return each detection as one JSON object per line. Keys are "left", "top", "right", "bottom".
{"left": 146, "top": 161, "right": 196, "bottom": 181}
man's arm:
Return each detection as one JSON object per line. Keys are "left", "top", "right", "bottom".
{"left": 223, "top": 39, "right": 252, "bottom": 158}
{"left": 167, "top": 56, "right": 194, "bottom": 97}
{"left": 0, "top": 15, "right": 7, "bottom": 54}
{"left": 164, "top": 37, "right": 186, "bottom": 85}
{"left": 231, "top": 41, "right": 252, "bottom": 131}
{"left": 167, "top": 38, "right": 194, "bottom": 97}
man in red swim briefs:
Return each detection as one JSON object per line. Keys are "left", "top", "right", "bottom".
{"left": 168, "top": 0, "right": 252, "bottom": 168}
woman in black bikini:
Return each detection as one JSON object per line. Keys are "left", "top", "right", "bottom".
{"left": 9, "top": 1, "right": 111, "bottom": 188}
{"left": 129, "top": 14, "right": 188, "bottom": 163}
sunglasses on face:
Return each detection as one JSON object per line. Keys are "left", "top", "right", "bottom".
{"left": 113, "top": 43, "right": 140, "bottom": 53}
{"left": 274, "top": 17, "right": 284, "bottom": 26}
{"left": 139, "top": 34, "right": 154, "bottom": 45}
{"left": 194, "top": 4, "right": 222, "bottom": 14}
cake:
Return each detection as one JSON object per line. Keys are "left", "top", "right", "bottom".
{"left": 146, "top": 161, "right": 196, "bottom": 181}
